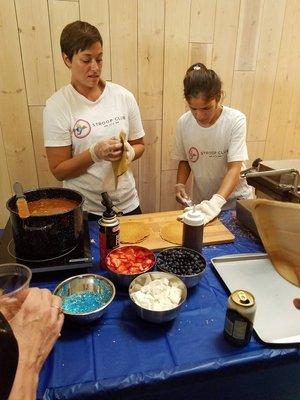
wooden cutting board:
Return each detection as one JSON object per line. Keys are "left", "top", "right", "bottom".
{"left": 119, "top": 210, "right": 234, "bottom": 251}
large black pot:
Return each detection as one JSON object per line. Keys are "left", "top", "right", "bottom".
{"left": 6, "top": 187, "right": 84, "bottom": 260}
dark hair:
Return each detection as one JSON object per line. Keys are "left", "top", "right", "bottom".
{"left": 60, "top": 20, "right": 103, "bottom": 60}
{"left": 183, "top": 63, "right": 222, "bottom": 102}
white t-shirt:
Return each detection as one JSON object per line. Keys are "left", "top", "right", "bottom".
{"left": 43, "top": 82, "right": 145, "bottom": 215}
{"left": 172, "top": 106, "right": 253, "bottom": 208}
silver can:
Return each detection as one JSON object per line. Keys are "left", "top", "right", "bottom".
{"left": 223, "top": 290, "right": 256, "bottom": 346}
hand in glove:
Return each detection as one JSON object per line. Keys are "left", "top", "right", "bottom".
{"left": 175, "top": 183, "right": 190, "bottom": 206}
{"left": 196, "top": 194, "right": 226, "bottom": 225}
{"left": 89, "top": 139, "right": 122, "bottom": 162}
{"left": 179, "top": 194, "right": 226, "bottom": 223}
{"left": 124, "top": 140, "right": 135, "bottom": 163}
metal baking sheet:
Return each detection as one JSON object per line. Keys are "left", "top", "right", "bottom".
{"left": 211, "top": 253, "right": 300, "bottom": 344}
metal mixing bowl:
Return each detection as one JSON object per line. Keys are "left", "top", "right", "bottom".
{"left": 0, "top": 263, "right": 32, "bottom": 297}
{"left": 53, "top": 274, "right": 115, "bottom": 324}
{"left": 129, "top": 271, "right": 187, "bottom": 323}
{"left": 156, "top": 247, "right": 206, "bottom": 288}
{"left": 106, "top": 246, "right": 156, "bottom": 287}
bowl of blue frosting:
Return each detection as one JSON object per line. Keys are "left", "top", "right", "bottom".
{"left": 54, "top": 274, "right": 115, "bottom": 324}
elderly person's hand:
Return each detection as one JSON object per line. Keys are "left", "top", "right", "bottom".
{"left": 0, "top": 289, "right": 29, "bottom": 322}
{"left": 89, "top": 138, "right": 123, "bottom": 162}
{"left": 10, "top": 288, "right": 64, "bottom": 371}
{"left": 8, "top": 288, "right": 64, "bottom": 399}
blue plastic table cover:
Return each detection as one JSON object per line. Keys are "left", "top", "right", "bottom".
{"left": 34, "top": 211, "right": 300, "bottom": 400}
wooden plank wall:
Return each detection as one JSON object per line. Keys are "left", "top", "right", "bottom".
{"left": 0, "top": 0, "right": 299, "bottom": 227}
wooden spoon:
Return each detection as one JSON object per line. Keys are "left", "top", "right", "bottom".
{"left": 13, "top": 182, "right": 30, "bottom": 219}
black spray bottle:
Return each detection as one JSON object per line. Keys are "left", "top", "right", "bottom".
{"left": 98, "top": 192, "right": 120, "bottom": 268}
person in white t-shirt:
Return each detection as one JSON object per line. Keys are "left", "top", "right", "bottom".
{"left": 172, "top": 63, "right": 253, "bottom": 224}
{"left": 43, "top": 21, "right": 145, "bottom": 218}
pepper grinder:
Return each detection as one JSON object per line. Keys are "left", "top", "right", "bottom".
{"left": 182, "top": 206, "right": 204, "bottom": 253}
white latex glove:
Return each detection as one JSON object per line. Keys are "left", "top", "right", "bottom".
{"left": 124, "top": 140, "right": 135, "bottom": 163}
{"left": 89, "top": 139, "right": 122, "bottom": 162}
{"left": 196, "top": 194, "right": 226, "bottom": 225}
{"left": 175, "top": 183, "right": 190, "bottom": 205}
{"left": 178, "top": 194, "right": 226, "bottom": 223}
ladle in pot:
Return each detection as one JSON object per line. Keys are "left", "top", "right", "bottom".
{"left": 13, "top": 182, "right": 30, "bottom": 219}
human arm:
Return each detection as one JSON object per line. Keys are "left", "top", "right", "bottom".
{"left": 193, "top": 161, "right": 243, "bottom": 224}
{"left": 216, "top": 110, "right": 247, "bottom": 200}
{"left": 43, "top": 97, "right": 123, "bottom": 181}
{"left": 46, "top": 138, "right": 123, "bottom": 181}
{"left": 192, "top": 111, "right": 248, "bottom": 224}
{"left": 0, "top": 289, "right": 29, "bottom": 322}
{"left": 175, "top": 161, "right": 191, "bottom": 205}
{"left": 172, "top": 115, "right": 193, "bottom": 205}
{"left": 8, "top": 288, "right": 64, "bottom": 400}
{"left": 46, "top": 145, "right": 92, "bottom": 181}
{"left": 216, "top": 161, "right": 243, "bottom": 200}
{"left": 126, "top": 137, "right": 145, "bottom": 162}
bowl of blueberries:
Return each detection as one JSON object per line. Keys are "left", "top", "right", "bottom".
{"left": 155, "top": 247, "right": 206, "bottom": 288}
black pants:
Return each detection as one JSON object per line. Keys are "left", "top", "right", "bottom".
{"left": 87, "top": 205, "right": 142, "bottom": 221}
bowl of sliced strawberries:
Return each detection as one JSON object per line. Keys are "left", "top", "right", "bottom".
{"left": 105, "top": 245, "right": 156, "bottom": 287}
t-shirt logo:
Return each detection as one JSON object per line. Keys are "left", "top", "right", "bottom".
{"left": 188, "top": 147, "right": 199, "bottom": 163}
{"left": 73, "top": 119, "right": 91, "bottom": 138}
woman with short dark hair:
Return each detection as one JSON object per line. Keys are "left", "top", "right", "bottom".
{"left": 44, "top": 21, "right": 145, "bottom": 219}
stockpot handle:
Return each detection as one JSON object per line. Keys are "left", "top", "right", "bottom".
{"left": 22, "top": 221, "right": 54, "bottom": 232}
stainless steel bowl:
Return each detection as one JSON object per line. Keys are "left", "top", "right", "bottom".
{"left": 0, "top": 263, "right": 32, "bottom": 297}
{"left": 107, "top": 269, "right": 138, "bottom": 287}
{"left": 129, "top": 271, "right": 187, "bottom": 323}
{"left": 53, "top": 274, "right": 115, "bottom": 324}
{"left": 156, "top": 247, "right": 206, "bottom": 288}
{"left": 106, "top": 246, "right": 156, "bottom": 287}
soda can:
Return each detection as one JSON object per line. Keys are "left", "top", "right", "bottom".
{"left": 223, "top": 290, "right": 256, "bottom": 346}
{"left": 98, "top": 213, "right": 120, "bottom": 268}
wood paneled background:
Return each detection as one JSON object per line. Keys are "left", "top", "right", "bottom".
{"left": 0, "top": 0, "right": 300, "bottom": 227}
